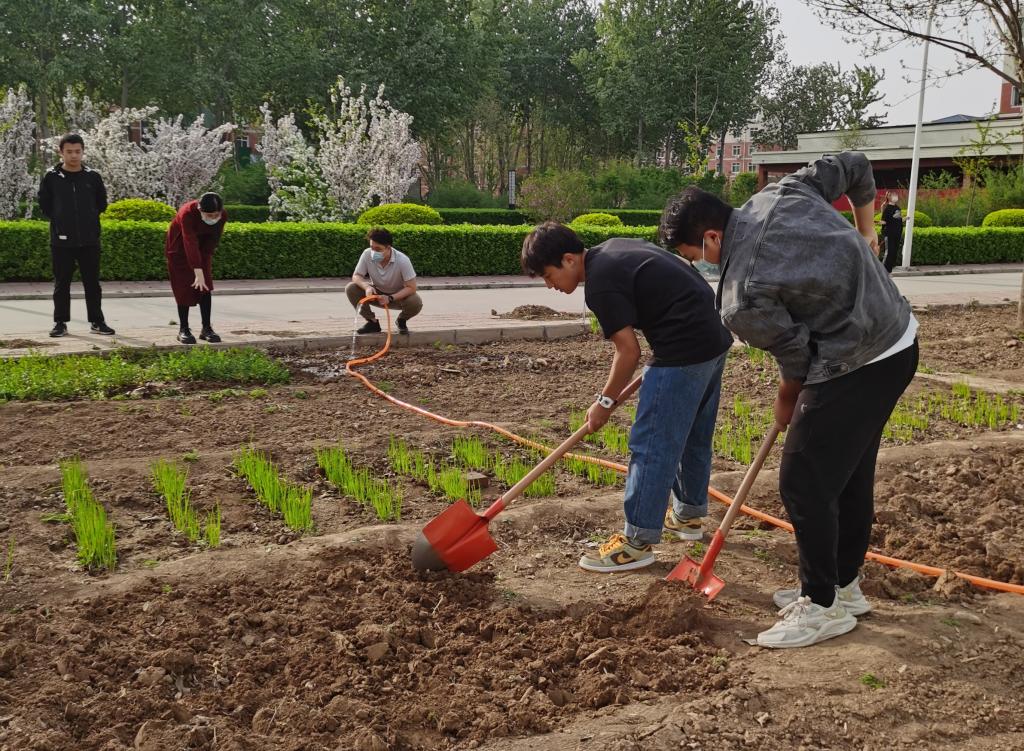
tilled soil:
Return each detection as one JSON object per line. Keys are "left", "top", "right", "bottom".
{"left": 1, "top": 304, "right": 1023, "bottom": 750}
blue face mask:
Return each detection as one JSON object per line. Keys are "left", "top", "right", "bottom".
{"left": 693, "top": 235, "right": 720, "bottom": 277}
{"left": 370, "top": 250, "right": 385, "bottom": 263}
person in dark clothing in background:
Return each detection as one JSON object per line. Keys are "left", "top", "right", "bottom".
{"left": 165, "top": 192, "right": 228, "bottom": 344}
{"left": 880, "top": 191, "right": 904, "bottom": 273}
{"left": 38, "top": 133, "right": 115, "bottom": 337}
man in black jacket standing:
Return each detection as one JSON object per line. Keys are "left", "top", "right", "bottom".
{"left": 38, "top": 133, "right": 115, "bottom": 337}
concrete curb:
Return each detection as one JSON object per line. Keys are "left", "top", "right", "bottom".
{"left": 0, "top": 321, "right": 590, "bottom": 358}
{"left": 1, "top": 264, "right": 1020, "bottom": 301}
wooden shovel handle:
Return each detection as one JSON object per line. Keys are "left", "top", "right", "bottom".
{"left": 714, "top": 424, "right": 781, "bottom": 536}
{"left": 482, "top": 375, "right": 643, "bottom": 521}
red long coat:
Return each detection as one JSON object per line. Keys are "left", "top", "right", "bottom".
{"left": 165, "top": 200, "right": 227, "bottom": 306}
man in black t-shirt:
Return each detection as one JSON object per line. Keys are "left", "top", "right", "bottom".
{"left": 521, "top": 222, "right": 733, "bottom": 573}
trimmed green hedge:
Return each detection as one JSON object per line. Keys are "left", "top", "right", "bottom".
{"left": 103, "top": 198, "right": 175, "bottom": 222}
{"left": 225, "top": 204, "right": 270, "bottom": 223}
{"left": 358, "top": 203, "right": 442, "bottom": 225}
{"left": 982, "top": 209, "right": 1024, "bottom": 227}
{"left": 3, "top": 222, "right": 1017, "bottom": 281}
{"left": 0, "top": 220, "right": 657, "bottom": 281}
{"left": 571, "top": 212, "right": 623, "bottom": 227}
{"left": 436, "top": 208, "right": 532, "bottom": 225}
{"left": 436, "top": 207, "right": 663, "bottom": 226}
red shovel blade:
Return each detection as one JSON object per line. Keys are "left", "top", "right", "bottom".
{"left": 665, "top": 555, "right": 726, "bottom": 600}
{"left": 411, "top": 499, "right": 498, "bottom": 572}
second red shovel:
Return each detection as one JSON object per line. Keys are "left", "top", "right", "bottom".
{"left": 666, "top": 424, "right": 781, "bottom": 599}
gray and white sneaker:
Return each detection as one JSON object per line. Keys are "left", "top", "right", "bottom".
{"left": 757, "top": 593, "right": 858, "bottom": 649}
{"left": 773, "top": 575, "right": 871, "bottom": 616}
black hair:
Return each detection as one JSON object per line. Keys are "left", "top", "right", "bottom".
{"left": 198, "top": 192, "right": 223, "bottom": 212}
{"left": 520, "top": 222, "right": 584, "bottom": 276}
{"left": 367, "top": 227, "right": 393, "bottom": 246}
{"left": 59, "top": 133, "right": 85, "bottom": 150}
{"left": 659, "top": 187, "right": 733, "bottom": 248}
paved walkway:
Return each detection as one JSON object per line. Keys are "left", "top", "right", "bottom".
{"left": 1, "top": 265, "right": 1019, "bottom": 357}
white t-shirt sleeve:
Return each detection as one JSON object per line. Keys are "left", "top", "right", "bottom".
{"left": 354, "top": 248, "right": 371, "bottom": 277}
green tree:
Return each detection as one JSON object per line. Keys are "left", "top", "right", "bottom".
{"left": 754, "top": 62, "right": 888, "bottom": 150}
{"left": 578, "top": 0, "right": 777, "bottom": 166}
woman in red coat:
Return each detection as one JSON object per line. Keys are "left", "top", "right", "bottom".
{"left": 166, "top": 192, "right": 227, "bottom": 343}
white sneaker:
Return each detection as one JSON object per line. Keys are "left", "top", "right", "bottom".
{"left": 757, "top": 594, "right": 857, "bottom": 649}
{"left": 773, "top": 575, "right": 871, "bottom": 616}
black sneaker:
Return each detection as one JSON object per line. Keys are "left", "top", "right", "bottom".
{"left": 177, "top": 328, "right": 197, "bottom": 345}
{"left": 199, "top": 327, "right": 222, "bottom": 343}
{"left": 90, "top": 321, "right": 116, "bottom": 335}
{"left": 49, "top": 322, "right": 68, "bottom": 338}
{"left": 356, "top": 320, "right": 381, "bottom": 335}
{"left": 397, "top": 317, "right": 409, "bottom": 334}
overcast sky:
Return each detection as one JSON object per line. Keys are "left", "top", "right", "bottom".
{"left": 773, "top": 0, "right": 1001, "bottom": 126}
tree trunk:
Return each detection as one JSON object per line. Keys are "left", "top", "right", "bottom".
{"left": 525, "top": 113, "right": 532, "bottom": 174}
{"left": 121, "top": 67, "right": 130, "bottom": 109}
{"left": 717, "top": 129, "right": 726, "bottom": 174}
{"left": 635, "top": 117, "right": 643, "bottom": 166}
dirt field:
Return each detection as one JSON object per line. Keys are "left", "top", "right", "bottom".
{"left": 0, "top": 304, "right": 1022, "bottom": 750}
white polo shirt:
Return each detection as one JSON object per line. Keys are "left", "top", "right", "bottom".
{"left": 354, "top": 247, "right": 417, "bottom": 295}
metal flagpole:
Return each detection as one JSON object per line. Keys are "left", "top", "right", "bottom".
{"left": 902, "top": 9, "right": 935, "bottom": 269}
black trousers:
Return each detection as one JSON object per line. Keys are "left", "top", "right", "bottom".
{"left": 882, "top": 229, "right": 902, "bottom": 272}
{"left": 779, "top": 340, "right": 919, "bottom": 606}
{"left": 52, "top": 244, "right": 104, "bottom": 323}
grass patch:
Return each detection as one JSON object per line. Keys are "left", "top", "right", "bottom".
{"left": 884, "top": 382, "right": 1022, "bottom": 442}
{"left": 316, "top": 445, "right": 402, "bottom": 522}
{"left": 452, "top": 435, "right": 490, "bottom": 471}
{"left": 58, "top": 459, "right": 117, "bottom": 572}
{"left": 568, "top": 410, "right": 631, "bottom": 455}
{"left": 151, "top": 460, "right": 201, "bottom": 542}
{"left": 388, "top": 436, "right": 482, "bottom": 505}
{"left": 860, "top": 673, "right": 885, "bottom": 690}
{"left": 714, "top": 395, "right": 775, "bottom": 464}
{"left": 233, "top": 446, "right": 314, "bottom": 533}
{"left": 0, "top": 347, "right": 289, "bottom": 401}
{"left": 563, "top": 453, "right": 620, "bottom": 486}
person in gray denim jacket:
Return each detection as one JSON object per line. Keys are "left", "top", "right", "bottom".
{"left": 660, "top": 151, "right": 919, "bottom": 649}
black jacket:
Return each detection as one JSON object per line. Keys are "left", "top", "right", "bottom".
{"left": 38, "top": 164, "right": 108, "bottom": 248}
{"left": 881, "top": 203, "right": 903, "bottom": 233}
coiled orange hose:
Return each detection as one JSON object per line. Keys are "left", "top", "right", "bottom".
{"left": 346, "top": 300, "right": 1024, "bottom": 596}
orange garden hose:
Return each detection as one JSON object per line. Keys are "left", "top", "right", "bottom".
{"left": 346, "top": 299, "right": 1024, "bottom": 597}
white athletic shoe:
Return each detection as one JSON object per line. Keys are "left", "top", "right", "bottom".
{"left": 773, "top": 575, "right": 872, "bottom": 616}
{"left": 757, "top": 594, "right": 858, "bottom": 649}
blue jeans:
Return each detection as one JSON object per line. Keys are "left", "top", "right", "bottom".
{"left": 622, "top": 351, "right": 727, "bottom": 545}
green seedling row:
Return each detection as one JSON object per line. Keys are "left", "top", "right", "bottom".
{"left": 713, "top": 395, "right": 775, "bottom": 464}
{"left": 234, "top": 446, "right": 314, "bottom": 532}
{"left": 317, "top": 445, "right": 402, "bottom": 522}
{"left": 452, "top": 435, "right": 491, "bottom": 471}
{"left": 151, "top": 460, "right": 220, "bottom": 547}
{"left": 563, "top": 454, "right": 621, "bottom": 486}
{"left": 568, "top": 410, "right": 631, "bottom": 455}
{"left": 883, "top": 382, "right": 1021, "bottom": 443}
{"left": 58, "top": 459, "right": 117, "bottom": 572}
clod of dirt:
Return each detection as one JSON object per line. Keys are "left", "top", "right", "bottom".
{"left": 491, "top": 305, "right": 582, "bottom": 320}
{"left": 621, "top": 580, "right": 713, "bottom": 639}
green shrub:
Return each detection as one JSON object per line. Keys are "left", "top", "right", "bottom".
{"left": 218, "top": 161, "right": 271, "bottom": 205}
{"left": 982, "top": 209, "right": 1024, "bottom": 227}
{"left": 357, "top": 203, "right": 443, "bottom": 225}
{"left": 225, "top": 204, "right": 270, "bottom": 223}
{"left": 729, "top": 172, "right": 759, "bottom": 206}
{"left": 103, "top": 198, "right": 175, "bottom": 222}
{"left": 437, "top": 208, "right": 531, "bottom": 225}
{"left": 427, "top": 179, "right": 504, "bottom": 208}
{"left": 520, "top": 171, "right": 591, "bottom": 222}
{"left": 910, "top": 227, "right": 1024, "bottom": 264}
{"left": 588, "top": 162, "right": 728, "bottom": 208}
{"left": 571, "top": 212, "right": 623, "bottom": 227}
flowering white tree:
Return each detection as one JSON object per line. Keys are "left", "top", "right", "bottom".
{"left": 145, "top": 115, "right": 235, "bottom": 208}
{"left": 0, "top": 86, "right": 36, "bottom": 219}
{"left": 258, "top": 78, "right": 421, "bottom": 221}
{"left": 257, "top": 102, "right": 335, "bottom": 222}
{"left": 316, "top": 77, "right": 420, "bottom": 217}
{"left": 62, "top": 88, "right": 99, "bottom": 131}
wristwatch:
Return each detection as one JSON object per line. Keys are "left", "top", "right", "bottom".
{"left": 595, "top": 393, "right": 616, "bottom": 409}
{"left": 387, "top": 294, "right": 394, "bottom": 304}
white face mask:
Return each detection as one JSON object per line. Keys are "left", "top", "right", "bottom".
{"left": 693, "top": 235, "right": 720, "bottom": 276}
{"left": 370, "top": 250, "right": 385, "bottom": 262}
{"left": 202, "top": 216, "right": 220, "bottom": 226}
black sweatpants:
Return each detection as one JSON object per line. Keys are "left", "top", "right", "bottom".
{"left": 52, "top": 244, "right": 104, "bottom": 323}
{"left": 779, "top": 340, "right": 919, "bottom": 606}
{"left": 882, "top": 229, "right": 902, "bottom": 272}
{"left": 177, "top": 294, "right": 212, "bottom": 329}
